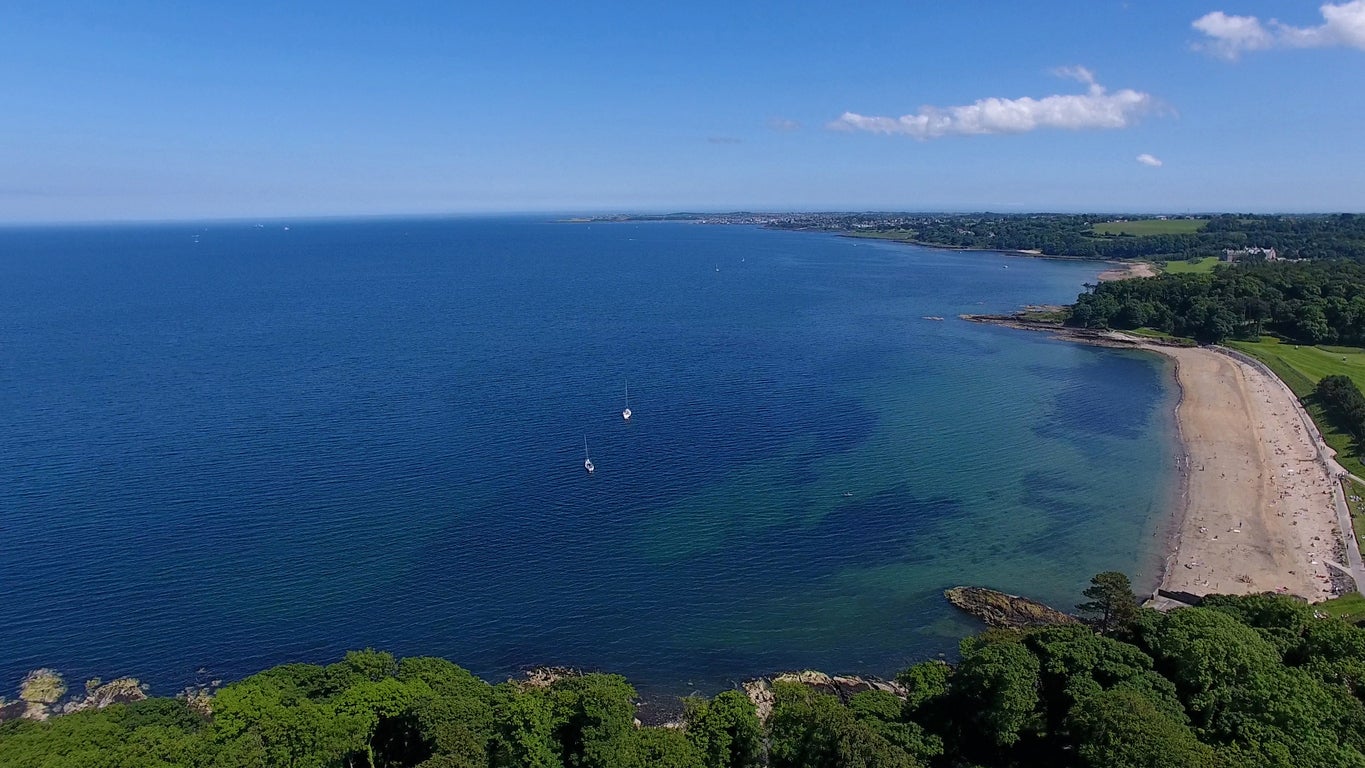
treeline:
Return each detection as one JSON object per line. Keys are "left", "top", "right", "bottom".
{"left": 762, "top": 213, "right": 1365, "bottom": 261}
{"left": 902, "top": 215, "right": 1203, "bottom": 259}
{"left": 1317, "top": 375, "right": 1365, "bottom": 441}
{"left": 1203, "top": 214, "right": 1365, "bottom": 261}
{"left": 5, "top": 574, "right": 1365, "bottom": 768}
{"left": 1068, "top": 260, "right": 1365, "bottom": 344}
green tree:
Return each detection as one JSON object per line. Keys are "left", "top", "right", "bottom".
{"left": 951, "top": 638, "right": 1042, "bottom": 750}
{"left": 1138, "top": 606, "right": 1365, "bottom": 767}
{"left": 623, "top": 728, "right": 706, "bottom": 768}
{"left": 895, "top": 661, "right": 950, "bottom": 713}
{"left": 1296, "top": 303, "right": 1331, "bottom": 344}
{"left": 682, "top": 690, "right": 763, "bottom": 768}
{"left": 1066, "top": 688, "right": 1219, "bottom": 768}
{"left": 767, "top": 682, "right": 921, "bottom": 768}
{"left": 1076, "top": 572, "right": 1140, "bottom": 634}
{"left": 847, "top": 690, "right": 942, "bottom": 765}
{"left": 211, "top": 676, "right": 361, "bottom": 768}
{"left": 1024, "top": 624, "right": 1184, "bottom": 736}
{"left": 333, "top": 676, "right": 432, "bottom": 768}
{"left": 491, "top": 685, "right": 559, "bottom": 768}
{"left": 1293, "top": 618, "right": 1365, "bottom": 699}
{"left": 398, "top": 657, "right": 494, "bottom": 767}
{"left": 548, "top": 674, "right": 638, "bottom": 768}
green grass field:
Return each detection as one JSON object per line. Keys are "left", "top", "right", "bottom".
{"left": 1091, "top": 219, "right": 1206, "bottom": 236}
{"left": 1319, "top": 589, "right": 1365, "bottom": 623}
{"left": 1161, "top": 257, "right": 1218, "bottom": 274}
{"left": 1225, "top": 337, "right": 1365, "bottom": 478}
{"left": 1225, "top": 338, "right": 1365, "bottom": 395}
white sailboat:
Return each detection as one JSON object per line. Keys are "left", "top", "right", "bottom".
{"left": 622, "top": 380, "right": 632, "bottom": 421}
{"left": 583, "top": 437, "right": 595, "bottom": 474}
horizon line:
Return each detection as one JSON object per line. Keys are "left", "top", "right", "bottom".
{"left": 2, "top": 207, "right": 1362, "bottom": 228}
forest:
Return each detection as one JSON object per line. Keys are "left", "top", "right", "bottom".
{"left": 606, "top": 212, "right": 1365, "bottom": 262}
{"left": 934, "top": 213, "right": 1365, "bottom": 260}
{"left": 1066, "top": 260, "right": 1365, "bottom": 344}
{"left": 4, "top": 574, "right": 1365, "bottom": 768}
{"left": 755, "top": 212, "right": 1365, "bottom": 261}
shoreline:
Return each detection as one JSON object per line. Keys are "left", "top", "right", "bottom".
{"left": 1097, "top": 261, "right": 1158, "bottom": 281}
{"left": 964, "top": 316, "right": 1349, "bottom": 603}
{"left": 1156, "top": 350, "right": 1193, "bottom": 603}
{"left": 1145, "top": 343, "right": 1337, "bottom": 601}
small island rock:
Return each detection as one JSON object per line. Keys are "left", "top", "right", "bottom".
{"left": 944, "top": 586, "right": 1080, "bottom": 628}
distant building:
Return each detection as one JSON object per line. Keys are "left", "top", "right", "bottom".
{"left": 1222, "top": 246, "right": 1278, "bottom": 262}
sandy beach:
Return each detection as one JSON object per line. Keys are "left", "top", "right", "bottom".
{"left": 1096, "top": 261, "right": 1158, "bottom": 282}
{"left": 1140, "top": 342, "right": 1345, "bottom": 602}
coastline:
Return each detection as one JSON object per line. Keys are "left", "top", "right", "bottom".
{"left": 964, "top": 317, "right": 1350, "bottom": 603}
{"left": 837, "top": 233, "right": 1103, "bottom": 262}
{"left": 1144, "top": 342, "right": 1341, "bottom": 601}
{"left": 1097, "top": 261, "right": 1157, "bottom": 281}
{"left": 1155, "top": 350, "right": 1192, "bottom": 603}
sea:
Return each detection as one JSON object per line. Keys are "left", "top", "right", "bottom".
{"left": 0, "top": 217, "right": 1177, "bottom": 701}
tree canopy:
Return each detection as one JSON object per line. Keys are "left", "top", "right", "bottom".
{"left": 5, "top": 584, "right": 1365, "bottom": 767}
{"left": 1067, "top": 260, "right": 1365, "bottom": 344}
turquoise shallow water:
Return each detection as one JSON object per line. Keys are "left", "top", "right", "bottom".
{"left": 0, "top": 218, "right": 1176, "bottom": 698}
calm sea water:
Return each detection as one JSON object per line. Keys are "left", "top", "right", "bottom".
{"left": 0, "top": 218, "right": 1176, "bottom": 699}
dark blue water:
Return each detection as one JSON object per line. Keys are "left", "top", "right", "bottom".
{"left": 0, "top": 218, "right": 1175, "bottom": 698}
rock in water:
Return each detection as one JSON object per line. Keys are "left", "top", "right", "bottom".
{"left": 944, "top": 586, "right": 1079, "bottom": 628}
{"left": 19, "top": 669, "right": 66, "bottom": 720}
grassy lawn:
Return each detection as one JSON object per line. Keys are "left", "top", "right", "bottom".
{"left": 1225, "top": 337, "right": 1365, "bottom": 394}
{"left": 1018, "top": 308, "right": 1068, "bottom": 323}
{"left": 1346, "top": 478, "right": 1365, "bottom": 553}
{"left": 1161, "top": 257, "right": 1218, "bottom": 274}
{"left": 1224, "top": 337, "right": 1365, "bottom": 478}
{"left": 1128, "top": 327, "right": 1174, "bottom": 339}
{"left": 1318, "top": 590, "right": 1365, "bottom": 623}
{"left": 1091, "top": 219, "right": 1206, "bottom": 236}
{"left": 1124, "top": 327, "right": 1197, "bottom": 345}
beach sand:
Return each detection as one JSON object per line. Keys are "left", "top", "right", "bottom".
{"left": 1145, "top": 344, "right": 1342, "bottom": 601}
{"left": 1097, "top": 262, "right": 1157, "bottom": 282}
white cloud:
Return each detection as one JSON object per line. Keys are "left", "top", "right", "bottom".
{"left": 1191, "top": 12, "right": 1275, "bottom": 58}
{"left": 1193, "top": 1, "right": 1365, "bottom": 59}
{"left": 828, "top": 69, "right": 1154, "bottom": 140}
{"left": 1137, "top": 153, "right": 1164, "bottom": 167}
{"left": 1051, "top": 65, "right": 1097, "bottom": 86}
{"left": 767, "top": 117, "right": 802, "bottom": 132}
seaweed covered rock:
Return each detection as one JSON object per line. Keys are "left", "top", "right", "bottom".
{"left": 944, "top": 587, "right": 1080, "bottom": 629}
{"left": 19, "top": 668, "right": 66, "bottom": 720}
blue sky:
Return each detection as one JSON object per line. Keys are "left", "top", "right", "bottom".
{"left": 2, "top": 1, "right": 1364, "bottom": 221}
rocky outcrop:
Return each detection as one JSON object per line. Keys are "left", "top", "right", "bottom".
{"left": 0, "top": 700, "right": 26, "bottom": 723}
{"left": 743, "top": 672, "right": 908, "bottom": 723}
{"left": 517, "top": 666, "right": 583, "bottom": 689}
{"left": 19, "top": 668, "right": 66, "bottom": 720}
{"left": 944, "top": 586, "right": 1080, "bottom": 629}
{"left": 59, "top": 677, "right": 148, "bottom": 714}
{"left": 179, "top": 682, "right": 218, "bottom": 717}
{"left": 742, "top": 679, "right": 774, "bottom": 722}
